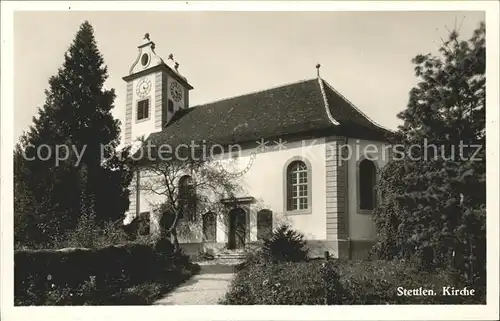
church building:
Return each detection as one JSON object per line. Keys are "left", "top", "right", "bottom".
{"left": 123, "top": 34, "right": 393, "bottom": 259}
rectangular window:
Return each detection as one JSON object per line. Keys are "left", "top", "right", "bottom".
{"left": 137, "top": 99, "right": 149, "bottom": 121}
{"left": 287, "top": 169, "right": 308, "bottom": 210}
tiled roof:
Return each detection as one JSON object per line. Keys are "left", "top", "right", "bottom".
{"left": 147, "top": 78, "right": 392, "bottom": 148}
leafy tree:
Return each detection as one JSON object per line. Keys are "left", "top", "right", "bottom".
{"left": 372, "top": 22, "right": 485, "bottom": 285}
{"left": 14, "top": 21, "right": 131, "bottom": 247}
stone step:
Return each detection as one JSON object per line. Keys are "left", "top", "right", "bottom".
{"left": 215, "top": 249, "right": 245, "bottom": 254}
{"left": 214, "top": 254, "right": 246, "bottom": 259}
{"left": 214, "top": 251, "right": 246, "bottom": 259}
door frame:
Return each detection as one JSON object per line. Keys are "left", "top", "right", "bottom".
{"left": 228, "top": 207, "right": 247, "bottom": 249}
{"left": 221, "top": 197, "right": 255, "bottom": 250}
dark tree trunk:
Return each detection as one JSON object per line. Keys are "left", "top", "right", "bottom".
{"left": 171, "top": 229, "right": 180, "bottom": 253}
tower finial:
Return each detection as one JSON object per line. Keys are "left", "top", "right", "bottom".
{"left": 144, "top": 33, "right": 150, "bottom": 41}
{"left": 316, "top": 63, "right": 321, "bottom": 78}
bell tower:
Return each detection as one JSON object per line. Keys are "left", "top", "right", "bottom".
{"left": 122, "top": 33, "right": 194, "bottom": 145}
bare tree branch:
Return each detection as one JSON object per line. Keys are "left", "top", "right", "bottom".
{"left": 135, "top": 152, "right": 242, "bottom": 250}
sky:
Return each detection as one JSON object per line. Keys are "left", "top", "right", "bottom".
{"left": 13, "top": 10, "right": 485, "bottom": 142}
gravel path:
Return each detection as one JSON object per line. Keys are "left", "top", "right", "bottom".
{"left": 154, "top": 263, "right": 236, "bottom": 305}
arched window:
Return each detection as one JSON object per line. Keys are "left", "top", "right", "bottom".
{"left": 284, "top": 157, "right": 312, "bottom": 214}
{"left": 178, "top": 175, "right": 196, "bottom": 220}
{"left": 257, "top": 209, "right": 273, "bottom": 240}
{"left": 358, "top": 159, "right": 377, "bottom": 211}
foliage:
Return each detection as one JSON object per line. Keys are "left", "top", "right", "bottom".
{"left": 14, "top": 242, "right": 200, "bottom": 306}
{"left": 261, "top": 225, "right": 309, "bottom": 262}
{"left": 14, "top": 21, "right": 132, "bottom": 247}
{"left": 234, "top": 249, "right": 267, "bottom": 272}
{"left": 222, "top": 259, "right": 485, "bottom": 305}
{"left": 328, "top": 259, "right": 484, "bottom": 304}
{"left": 50, "top": 213, "right": 131, "bottom": 249}
{"left": 122, "top": 211, "right": 151, "bottom": 239}
{"left": 223, "top": 261, "right": 326, "bottom": 305}
{"left": 372, "top": 22, "right": 486, "bottom": 285}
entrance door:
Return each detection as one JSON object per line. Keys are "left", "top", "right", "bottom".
{"left": 228, "top": 208, "right": 246, "bottom": 249}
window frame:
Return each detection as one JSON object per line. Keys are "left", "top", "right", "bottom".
{"left": 136, "top": 97, "right": 151, "bottom": 123}
{"left": 283, "top": 156, "right": 312, "bottom": 215}
{"left": 356, "top": 157, "right": 379, "bottom": 214}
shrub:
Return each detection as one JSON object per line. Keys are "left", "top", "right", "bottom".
{"left": 122, "top": 212, "right": 151, "bottom": 238}
{"left": 222, "top": 272, "right": 254, "bottom": 304}
{"left": 14, "top": 240, "right": 200, "bottom": 306}
{"left": 52, "top": 213, "right": 129, "bottom": 249}
{"left": 234, "top": 249, "right": 266, "bottom": 272}
{"left": 261, "top": 225, "right": 309, "bottom": 262}
{"left": 223, "top": 262, "right": 326, "bottom": 305}
{"left": 110, "top": 282, "right": 165, "bottom": 305}
{"left": 342, "top": 260, "right": 484, "bottom": 304}
{"left": 223, "top": 259, "right": 486, "bottom": 305}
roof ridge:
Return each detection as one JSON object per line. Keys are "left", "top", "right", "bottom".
{"left": 322, "top": 79, "right": 395, "bottom": 133}
{"left": 190, "top": 78, "right": 317, "bottom": 108}
{"left": 317, "top": 78, "right": 340, "bottom": 126}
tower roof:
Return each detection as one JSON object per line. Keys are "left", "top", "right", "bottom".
{"left": 124, "top": 33, "right": 193, "bottom": 89}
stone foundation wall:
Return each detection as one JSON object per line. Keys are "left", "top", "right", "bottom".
{"left": 179, "top": 239, "right": 376, "bottom": 260}
{"left": 349, "top": 239, "right": 376, "bottom": 260}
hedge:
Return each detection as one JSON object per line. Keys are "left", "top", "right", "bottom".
{"left": 15, "top": 242, "right": 199, "bottom": 305}
{"left": 222, "top": 259, "right": 486, "bottom": 305}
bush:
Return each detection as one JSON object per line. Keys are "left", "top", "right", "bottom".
{"left": 110, "top": 282, "right": 165, "bottom": 305}
{"left": 329, "top": 259, "right": 485, "bottom": 304}
{"left": 234, "top": 249, "right": 266, "bottom": 272}
{"left": 224, "top": 261, "right": 326, "bottom": 305}
{"left": 122, "top": 212, "right": 151, "bottom": 238}
{"left": 50, "top": 213, "right": 131, "bottom": 250}
{"left": 222, "top": 259, "right": 486, "bottom": 305}
{"left": 261, "top": 225, "right": 309, "bottom": 262}
{"left": 14, "top": 240, "right": 200, "bottom": 306}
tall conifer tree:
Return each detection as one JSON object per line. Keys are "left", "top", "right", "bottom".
{"left": 14, "top": 21, "right": 131, "bottom": 247}
{"left": 372, "top": 22, "right": 486, "bottom": 285}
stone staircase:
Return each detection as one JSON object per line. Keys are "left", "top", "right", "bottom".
{"left": 214, "top": 249, "right": 246, "bottom": 260}
{"left": 195, "top": 248, "right": 247, "bottom": 265}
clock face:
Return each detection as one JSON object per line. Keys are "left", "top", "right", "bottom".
{"left": 136, "top": 78, "right": 151, "bottom": 98}
{"left": 170, "top": 81, "right": 183, "bottom": 102}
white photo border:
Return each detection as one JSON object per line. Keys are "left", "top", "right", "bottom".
{"left": 1, "top": 1, "right": 498, "bottom": 320}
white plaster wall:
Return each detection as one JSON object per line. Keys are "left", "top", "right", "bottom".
{"left": 214, "top": 138, "right": 327, "bottom": 242}
{"left": 136, "top": 137, "right": 328, "bottom": 243}
{"left": 133, "top": 135, "right": 391, "bottom": 244}
{"left": 347, "top": 138, "right": 390, "bottom": 240}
